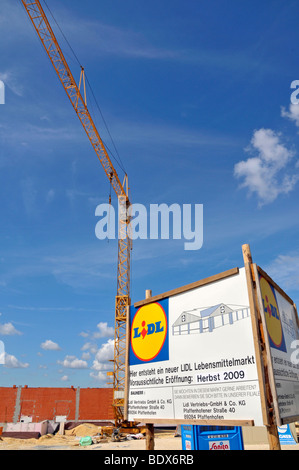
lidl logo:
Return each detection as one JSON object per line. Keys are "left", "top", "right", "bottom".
{"left": 130, "top": 299, "right": 169, "bottom": 365}
{"left": 259, "top": 276, "right": 286, "bottom": 352}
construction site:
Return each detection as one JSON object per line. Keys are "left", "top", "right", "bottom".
{"left": 1, "top": 0, "right": 299, "bottom": 453}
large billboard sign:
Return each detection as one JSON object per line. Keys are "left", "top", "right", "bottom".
{"left": 127, "top": 267, "right": 264, "bottom": 425}
{"left": 125, "top": 250, "right": 299, "bottom": 429}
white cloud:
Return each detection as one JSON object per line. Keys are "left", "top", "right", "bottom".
{"left": 234, "top": 128, "right": 298, "bottom": 205}
{"left": 93, "top": 339, "right": 114, "bottom": 363}
{"left": 90, "top": 339, "right": 114, "bottom": 385}
{"left": 81, "top": 351, "right": 90, "bottom": 360}
{"left": 57, "top": 355, "right": 88, "bottom": 369}
{"left": 89, "top": 341, "right": 114, "bottom": 384}
{"left": 0, "top": 322, "right": 22, "bottom": 336}
{"left": 93, "top": 322, "right": 114, "bottom": 339}
{"left": 81, "top": 342, "right": 98, "bottom": 355}
{"left": 79, "top": 331, "right": 89, "bottom": 338}
{"left": 90, "top": 370, "right": 107, "bottom": 382}
{"left": 80, "top": 322, "right": 114, "bottom": 341}
{"left": 4, "top": 353, "right": 29, "bottom": 369}
{"left": 281, "top": 104, "right": 299, "bottom": 128}
{"left": 61, "top": 375, "right": 69, "bottom": 381}
{"left": 91, "top": 361, "right": 111, "bottom": 371}
{"left": 0, "top": 70, "right": 24, "bottom": 97}
{"left": 90, "top": 339, "right": 114, "bottom": 375}
{"left": 41, "top": 339, "right": 61, "bottom": 351}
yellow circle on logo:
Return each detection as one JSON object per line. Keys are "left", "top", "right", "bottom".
{"left": 131, "top": 303, "right": 167, "bottom": 362}
{"left": 260, "top": 277, "right": 282, "bottom": 348}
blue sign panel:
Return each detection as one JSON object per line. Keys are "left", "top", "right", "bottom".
{"left": 197, "top": 426, "right": 244, "bottom": 450}
{"left": 181, "top": 425, "right": 244, "bottom": 450}
{"left": 278, "top": 425, "right": 297, "bottom": 445}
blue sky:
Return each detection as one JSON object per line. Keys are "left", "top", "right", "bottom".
{"left": 0, "top": 0, "right": 299, "bottom": 387}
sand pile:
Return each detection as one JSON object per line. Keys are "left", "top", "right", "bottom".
{"left": 65, "top": 423, "right": 101, "bottom": 437}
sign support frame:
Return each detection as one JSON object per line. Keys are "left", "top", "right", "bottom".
{"left": 242, "top": 244, "right": 281, "bottom": 450}
{"left": 254, "top": 265, "right": 299, "bottom": 427}
{"left": 144, "top": 289, "right": 155, "bottom": 451}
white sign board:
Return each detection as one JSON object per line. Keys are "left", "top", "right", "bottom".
{"left": 127, "top": 268, "right": 264, "bottom": 425}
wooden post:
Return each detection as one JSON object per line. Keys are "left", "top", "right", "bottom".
{"left": 145, "top": 289, "right": 152, "bottom": 300}
{"left": 145, "top": 289, "right": 155, "bottom": 451}
{"left": 59, "top": 421, "right": 65, "bottom": 435}
{"left": 146, "top": 423, "right": 155, "bottom": 450}
{"left": 123, "top": 306, "right": 130, "bottom": 422}
{"left": 242, "top": 244, "right": 281, "bottom": 450}
{"left": 293, "top": 303, "right": 299, "bottom": 329}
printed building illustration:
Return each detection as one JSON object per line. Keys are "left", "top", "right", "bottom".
{"left": 172, "top": 303, "right": 250, "bottom": 336}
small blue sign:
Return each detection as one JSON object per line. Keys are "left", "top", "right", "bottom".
{"left": 196, "top": 426, "right": 244, "bottom": 450}
{"left": 278, "top": 424, "right": 297, "bottom": 445}
{"left": 181, "top": 425, "right": 244, "bottom": 450}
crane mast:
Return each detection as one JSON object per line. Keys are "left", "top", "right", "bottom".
{"left": 21, "top": 0, "right": 131, "bottom": 425}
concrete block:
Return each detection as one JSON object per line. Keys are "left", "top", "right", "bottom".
{"left": 5, "top": 421, "right": 48, "bottom": 436}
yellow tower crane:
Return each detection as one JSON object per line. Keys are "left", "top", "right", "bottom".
{"left": 21, "top": 0, "right": 131, "bottom": 426}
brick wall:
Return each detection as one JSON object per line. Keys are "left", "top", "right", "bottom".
{"left": 0, "top": 386, "right": 18, "bottom": 423}
{"left": 0, "top": 386, "right": 114, "bottom": 423}
{"left": 79, "top": 387, "right": 114, "bottom": 421}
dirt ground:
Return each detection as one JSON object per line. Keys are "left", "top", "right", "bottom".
{"left": 0, "top": 427, "right": 178, "bottom": 451}
{"left": 1, "top": 424, "right": 299, "bottom": 450}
